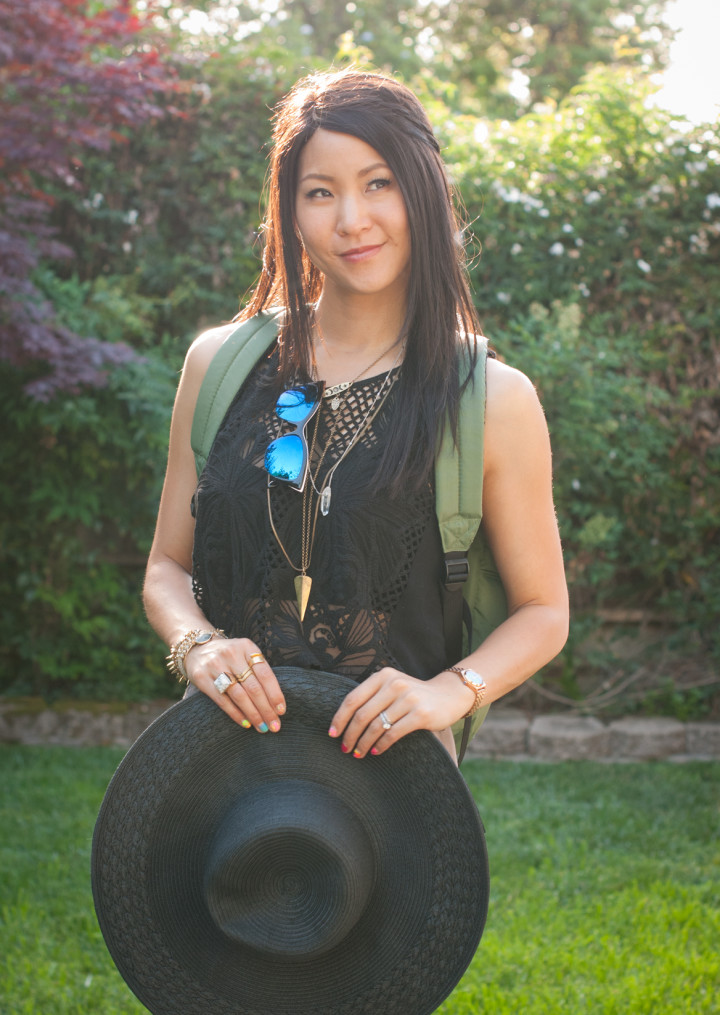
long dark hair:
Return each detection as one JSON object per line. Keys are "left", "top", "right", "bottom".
{"left": 242, "top": 69, "right": 480, "bottom": 494}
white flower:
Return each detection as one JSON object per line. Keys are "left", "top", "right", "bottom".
{"left": 124, "top": 209, "right": 139, "bottom": 225}
{"left": 578, "top": 282, "right": 590, "bottom": 297}
{"left": 511, "top": 243, "right": 523, "bottom": 255}
{"left": 122, "top": 241, "right": 132, "bottom": 253}
{"left": 637, "top": 259, "right": 651, "bottom": 273}
{"left": 539, "top": 208, "right": 550, "bottom": 218}
{"left": 706, "top": 193, "right": 720, "bottom": 209}
{"left": 608, "top": 449, "right": 617, "bottom": 460}
{"left": 584, "top": 190, "right": 602, "bottom": 204}
{"left": 562, "top": 223, "right": 574, "bottom": 233}
{"left": 496, "top": 292, "right": 511, "bottom": 304}
{"left": 549, "top": 242, "right": 565, "bottom": 256}
{"left": 571, "top": 479, "right": 581, "bottom": 491}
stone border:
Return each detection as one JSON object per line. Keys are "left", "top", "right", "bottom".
{"left": 466, "top": 709, "right": 720, "bottom": 762}
{"left": 1, "top": 700, "right": 719, "bottom": 760}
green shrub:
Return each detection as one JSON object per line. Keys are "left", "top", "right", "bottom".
{"left": 0, "top": 352, "right": 177, "bottom": 700}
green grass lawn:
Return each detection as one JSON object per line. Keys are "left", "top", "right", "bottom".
{"left": 1, "top": 747, "right": 718, "bottom": 1014}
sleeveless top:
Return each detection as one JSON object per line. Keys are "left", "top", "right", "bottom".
{"left": 191, "top": 349, "right": 448, "bottom": 684}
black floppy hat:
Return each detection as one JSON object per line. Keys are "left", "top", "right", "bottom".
{"left": 92, "top": 666, "right": 489, "bottom": 1015}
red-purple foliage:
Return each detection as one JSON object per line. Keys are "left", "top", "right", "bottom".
{"left": 0, "top": 0, "right": 178, "bottom": 398}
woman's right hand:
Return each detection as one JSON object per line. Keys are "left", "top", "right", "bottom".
{"left": 184, "top": 638, "right": 287, "bottom": 733}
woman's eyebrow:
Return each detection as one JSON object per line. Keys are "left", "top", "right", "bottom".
{"left": 298, "top": 162, "right": 390, "bottom": 184}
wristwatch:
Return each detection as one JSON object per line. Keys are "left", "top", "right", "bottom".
{"left": 447, "top": 666, "right": 487, "bottom": 717}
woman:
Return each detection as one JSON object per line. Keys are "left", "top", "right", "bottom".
{"left": 143, "top": 69, "right": 569, "bottom": 764}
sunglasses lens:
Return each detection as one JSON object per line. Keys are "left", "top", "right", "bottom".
{"left": 264, "top": 433, "right": 305, "bottom": 484}
{"left": 275, "top": 385, "right": 321, "bottom": 424}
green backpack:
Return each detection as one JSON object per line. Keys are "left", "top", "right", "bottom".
{"left": 191, "top": 310, "right": 508, "bottom": 762}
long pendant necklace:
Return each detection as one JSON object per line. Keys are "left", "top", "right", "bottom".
{"left": 267, "top": 355, "right": 401, "bottom": 621}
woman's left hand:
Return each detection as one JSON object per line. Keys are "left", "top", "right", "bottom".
{"left": 328, "top": 667, "right": 474, "bottom": 757}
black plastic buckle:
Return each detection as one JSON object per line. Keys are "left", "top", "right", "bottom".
{"left": 443, "top": 554, "right": 469, "bottom": 590}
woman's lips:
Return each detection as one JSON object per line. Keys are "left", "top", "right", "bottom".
{"left": 338, "top": 244, "right": 383, "bottom": 262}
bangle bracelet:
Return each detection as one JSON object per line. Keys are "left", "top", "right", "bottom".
{"left": 166, "top": 629, "right": 225, "bottom": 683}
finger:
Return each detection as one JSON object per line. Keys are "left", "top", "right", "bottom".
{"left": 328, "top": 674, "right": 386, "bottom": 741}
{"left": 351, "top": 707, "right": 410, "bottom": 759}
{"left": 245, "top": 651, "right": 287, "bottom": 717}
{"left": 335, "top": 690, "right": 400, "bottom": 755}
{"left": 207, "top": 672, "right": 254, "bottom": 730}
{"left": 227, "top": 672, "right": 282, "bottom": 733}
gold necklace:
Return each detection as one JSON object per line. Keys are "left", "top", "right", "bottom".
{"left": 267, "top": 357, "right": 401, "bottom": 621}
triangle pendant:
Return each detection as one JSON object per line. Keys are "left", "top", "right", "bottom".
{"left": 294, "top": 574, "right": 312, "bottom": 621}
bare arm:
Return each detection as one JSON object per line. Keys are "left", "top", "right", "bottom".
{"left": 143, "top": 323, "right": 287, "bottom": 731}
{"left": 330, "top": 357, "right": 569, "bottom": 755}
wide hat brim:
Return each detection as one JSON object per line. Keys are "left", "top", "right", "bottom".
{"left": 92, "top": 666, "right": 489, "bottom": 1015}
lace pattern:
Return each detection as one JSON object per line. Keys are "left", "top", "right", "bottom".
{"left": 192, "top": 349, "right": 447, "bottom": 682}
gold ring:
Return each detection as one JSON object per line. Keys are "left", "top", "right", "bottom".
{"left": 235, "top": 667, "right": 253, "bottom": 683}
{"left": 249, "top": 652, "right": 265, "bottom": 667}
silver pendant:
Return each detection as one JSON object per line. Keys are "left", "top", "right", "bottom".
{"left": 320, "top": 486, "right": 332, "bottom": 516}
{"left": 330, "top": 396, "right": 341, "bottom": 411}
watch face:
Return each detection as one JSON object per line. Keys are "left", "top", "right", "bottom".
{"left": 464, "top": 668, "right": 485, "bottom": 689}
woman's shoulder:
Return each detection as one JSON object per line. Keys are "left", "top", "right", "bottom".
{"left": 484, "top": 353, "right": 548, "bottom": 459}
{"left": 184, "top": 321, "right": 239, "bottom": 378}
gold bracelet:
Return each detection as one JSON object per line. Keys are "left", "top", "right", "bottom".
{"left": 166, "top": 629, "right": 225, "bottom": 683}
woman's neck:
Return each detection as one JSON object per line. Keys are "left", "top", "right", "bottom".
{"left": 312, "top": 293, "right": 407, "bottom": 386}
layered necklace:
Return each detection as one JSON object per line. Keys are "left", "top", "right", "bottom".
{"left": 267, "top": 325, "right": 404, "bottom": 621}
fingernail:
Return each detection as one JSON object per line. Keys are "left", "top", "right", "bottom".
{"left": 270, "top": 720, "right": 281, "bottom": 732}
{"left": 370, "top": 747, "right": 379, "bottom": 755}
{"left": 258, "top": 722, "right": 269, "bottom": 733}
{"left": 341, "top": 743, "right": 350, "bottom": 754}
{"left": 277, "top": 703, "right": 286, "bottom": 715}
{"left": 328, "top": 725, "right": 338, "bottom": 738}
{"left": 240, "top": 720, "right": 252, "bottom": 729}
{"left": 353, "top": 749, "right": 363, "bottom": 758}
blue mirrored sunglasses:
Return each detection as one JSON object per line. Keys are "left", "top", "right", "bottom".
{"left": 264, "top": 382, "right": 323, "bottom": 491}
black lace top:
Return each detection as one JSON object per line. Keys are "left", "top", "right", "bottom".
{"left": 191, "top": 348, "right": 448, "bottom": 683}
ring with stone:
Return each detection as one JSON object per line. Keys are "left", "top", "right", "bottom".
{"left": 249, "top": 652, "right": 265, "bottom": 667}
{"left": 214, "top": 672, "right": 234, "bottom": 695}
{"left": 235, "top": 666, "right": 254, "bottom": 683}
{"left": 379, "top": 710, "right": 393, "bottom": 731}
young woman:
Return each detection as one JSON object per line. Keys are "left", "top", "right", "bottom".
{"left": 143, "top": 69, "right": 569, "bottom": 764}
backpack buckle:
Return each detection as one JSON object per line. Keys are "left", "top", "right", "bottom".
{"left": 443, "top": 553, "right": 469, "bottom": 590}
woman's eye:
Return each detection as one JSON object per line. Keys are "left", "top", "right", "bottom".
{"left": 368, "top": 177, "right": 392, "bottom": 191}
{"left": 306, "top": 187, "right": 332, "bottom": 199}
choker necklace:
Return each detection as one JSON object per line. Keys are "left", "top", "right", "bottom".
{"left": 267, "top": 345, "right": 403, "bottom": 620}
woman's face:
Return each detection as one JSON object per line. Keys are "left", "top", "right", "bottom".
{"left": 294, "top": 129, "right": 411, "bottom": 305}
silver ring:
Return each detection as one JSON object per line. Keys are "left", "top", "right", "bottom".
{"left": 380, "top": 710, "right": 393, "bottom": 731}
{"left": 214, "top": 672, "right": 234, "bottom": 695}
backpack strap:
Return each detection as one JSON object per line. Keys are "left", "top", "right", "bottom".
{"left": 434, "top": 339, "right": 488, "bottom": 764}
{"left": 191, "top": 310, "right": 282, "bottom": 478}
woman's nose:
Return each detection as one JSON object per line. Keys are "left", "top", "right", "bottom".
{"left": 336, "top": 194, "right": 370, "bottom": 235}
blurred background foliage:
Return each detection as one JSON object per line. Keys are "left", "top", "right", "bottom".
{"left": 1, "top": 0, "right": 718, "bottom": 715}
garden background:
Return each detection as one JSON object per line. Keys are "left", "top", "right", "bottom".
{"left": 1, "top": 0, "right": 719, "bottom": 718}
